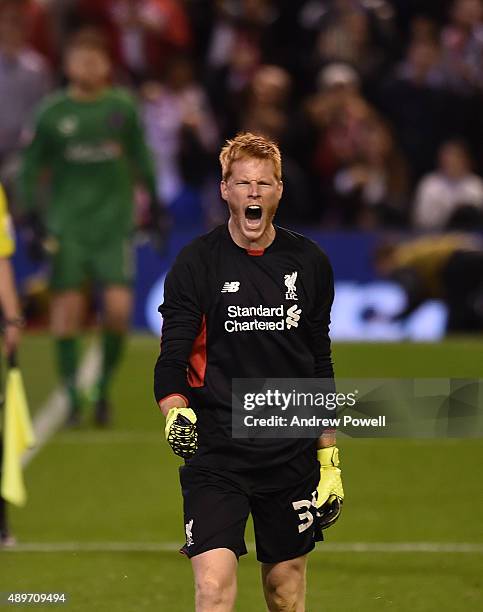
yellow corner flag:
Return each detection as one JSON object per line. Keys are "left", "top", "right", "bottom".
{"left": 1, "top": 364, "right": 35, "bottom": 507}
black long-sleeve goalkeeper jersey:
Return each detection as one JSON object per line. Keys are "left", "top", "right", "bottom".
{"left": 154, "top": 224, "right": 334, "bottom": 472}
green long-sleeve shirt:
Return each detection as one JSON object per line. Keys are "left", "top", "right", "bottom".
{"left": 20, "top": 87, "right": 157, "bottom": 244}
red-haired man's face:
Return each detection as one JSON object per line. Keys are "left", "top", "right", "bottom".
{"left": 221, "top": 156, "right": 283, "bottom": 248}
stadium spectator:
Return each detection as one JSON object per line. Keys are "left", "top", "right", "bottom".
{"left": 41, "top": 0, "right": 81, "bottom": 51}
{"left": 408, "top": 14, "right": 441, "bottom": 45}
{"left": 297, "top": 62, "right": 378, "bottom": 221}
{"left": 235, "top": 64, "right": 314, "bottom": 224}
{"left": 317, "top": 6, "right": 386, "bottom": 88}
{"left": 0, "top": 1, "right": 52, "bottom": 189}
{"left": 18, "top": 29, "right": 161, "bottom": 427}
{"left": 440, "top": 0, "right": 483, "bottom": 93}
{"left": 413, "top": 140, "right": 483, "bottom": 230}
{"left": 205, "top": 1, "right": 273, "bottom": 133}
{"left": 181, "top": 0, "right": 216, "bottom": 62}
{"left": 394, "top": 34, "right": 446, "bottom": 86}
{"left": 0, "top": 182, "right": 23, "bottom": 548}
{"left": 390, "top": 0, "right": 453, "bottom": 34}
{"left": 237, "top": 65, "right": 292, "bottom": 139}
{"left": 0, "top": 0, "right": 57, "bottom": 63}
{"left": 374, "top": 233, "right": 483, "bottom": 332}
{"left": 206, "top": 0, "right": 276, "bottom": 73}
{"left": 332, "top": 117, "right": 409, "bottom": 227}
{"left": 141, "top": 54, "right": 219, "bottom": 227}
{"left": 377, "top": 35, "right": 469, "bottom": 183}
{"left": 297, "top": 0, "right": 397, "bottom": 94}
{"left": 76, "top": 0, "right": 191, "bottom": 83}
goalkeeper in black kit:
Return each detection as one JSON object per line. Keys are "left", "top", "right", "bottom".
{"left": 154, "top": 133, "right": 343, "bottom": 612}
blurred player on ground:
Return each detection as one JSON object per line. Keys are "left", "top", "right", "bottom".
{"left": 154, "top": 133, "right": 343, "bottom": 611}
{"left": 373, "top": 233, "right": 483, "bottom": 332}
{"left": 19, "top": 29, "right": 160, "bottom": 426}
{"left": 0, "top": 182, "right": 23, "bottom": 546}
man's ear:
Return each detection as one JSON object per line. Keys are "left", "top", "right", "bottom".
{"left": 220, "top": 180, "right": 228, "bottom": 202}
{"left": 278, "top": 180, "right": 284, "bottom": 198}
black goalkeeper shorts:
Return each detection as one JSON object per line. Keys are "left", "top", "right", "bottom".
{"left": 179, "top": 462, "right": 321, "bottom": 564}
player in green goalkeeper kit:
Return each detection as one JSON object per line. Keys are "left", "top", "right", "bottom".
{"left": 19, "top": 30, "right": 161, "bottom": 426}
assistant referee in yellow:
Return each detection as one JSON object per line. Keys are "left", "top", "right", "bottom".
{"left": 0, "top": 182, "right": 23, "bottom": 547}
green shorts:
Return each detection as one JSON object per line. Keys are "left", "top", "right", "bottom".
{"left": 50, "top": 236, "right": 134, "bottom": 291}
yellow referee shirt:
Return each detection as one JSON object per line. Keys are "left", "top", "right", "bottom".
{"left": 0, "top": 183, "right": 15, "bottom": 258}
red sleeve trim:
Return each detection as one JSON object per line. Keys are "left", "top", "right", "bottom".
{"left": 188, "top": 315, "right": 207, "bottom": 388}
{"left": 157, "top": 393, "right": 190, "bottom": 410}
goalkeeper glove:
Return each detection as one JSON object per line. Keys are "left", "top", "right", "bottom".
{"left": 165, "top": 407, "right": 198, "bottom": 459}
{"left": 315, "top": 446, "right": 344, "bottom": 533}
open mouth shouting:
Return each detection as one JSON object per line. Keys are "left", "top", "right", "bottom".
{"left": 244, "top": 204, "right": 263, "bottom": 228}
{"left": 221, "top": 156, "right": 283, "bottom": 247}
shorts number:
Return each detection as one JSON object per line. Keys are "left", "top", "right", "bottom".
{"left": 292, "top": 490, "right": 317, "bottom": 533}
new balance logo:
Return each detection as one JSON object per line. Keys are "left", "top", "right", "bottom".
{"left": 221, "top": 281, "right": 240, "bottom": 293}
{"left": 286, "top": 305, "right": 302, "bottom": 329}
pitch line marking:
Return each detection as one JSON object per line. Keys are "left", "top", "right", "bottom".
{"left": 23, "top": 345, "right": 101, "bottom": 466}
{"left": 2, "top": 542, "right": 483, "bottom": 554}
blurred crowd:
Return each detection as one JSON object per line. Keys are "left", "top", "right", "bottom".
{"left": 2, "top": 0, "right": 483, "bottom": 230}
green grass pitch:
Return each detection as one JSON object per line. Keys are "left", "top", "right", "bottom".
{"left": 1, "top": 335, "right": 482, "bottom": 611}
